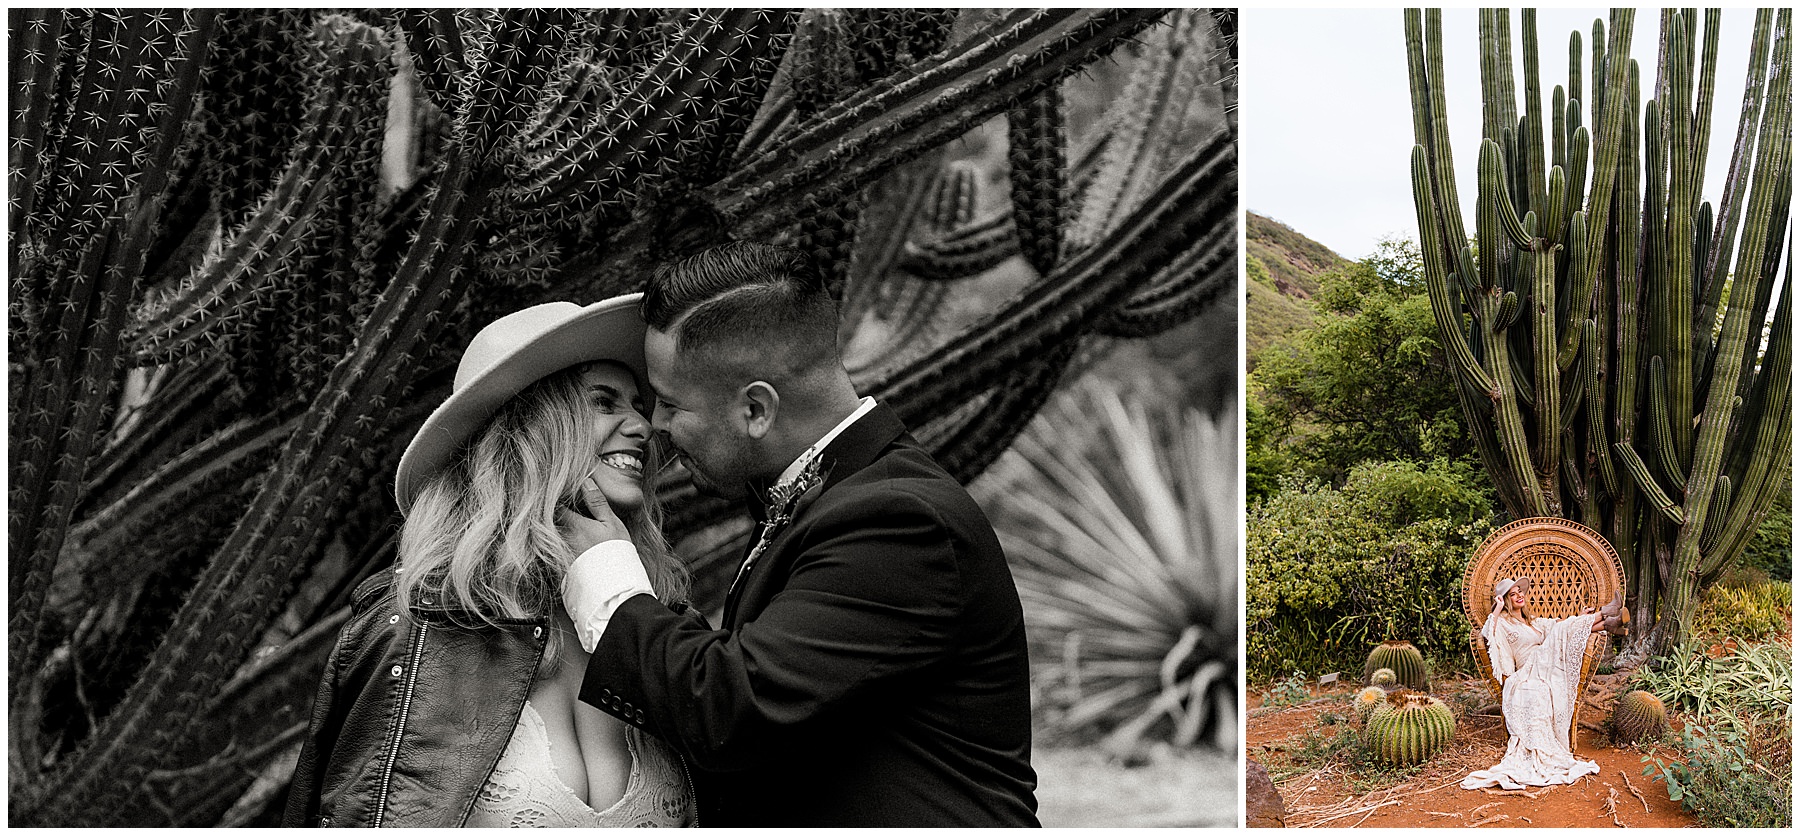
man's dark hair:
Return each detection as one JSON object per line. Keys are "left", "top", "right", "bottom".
{"left": 644, "top": 241, "right": 841, "bottom": 381}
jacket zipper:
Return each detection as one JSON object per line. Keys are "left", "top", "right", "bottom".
{"left": 372, "top": 622, "right": 429, "bottom": 826}
{"left": 679, "top": 754, "right": 698, "bottom": 827}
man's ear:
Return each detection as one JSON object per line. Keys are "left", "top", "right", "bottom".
{"left": 740, "top": 381, "right": 779, "bottom": 440}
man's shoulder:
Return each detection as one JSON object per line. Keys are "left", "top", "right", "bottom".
{"left": 809, "top": 445, "right": 997, "bottom": 539}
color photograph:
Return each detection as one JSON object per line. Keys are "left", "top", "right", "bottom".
{"left": 1242, "top": 8, "right": 1791, "bottom": 829}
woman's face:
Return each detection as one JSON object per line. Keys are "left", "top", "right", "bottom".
{"left": 1506, "top": 583, "right": 1529, "bottom": 612}
{"left": 580, "top": 361, "right": 651, "bottom": 513}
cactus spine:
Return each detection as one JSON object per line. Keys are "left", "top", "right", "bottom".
{"left": 1404, "top": 9, "right": 1792, "bottom": 651}
{"left": 1364, "top": 690, "right": 1456, "bottom": 765}
{"left": 8, "top": 10, "right": 1232, "bottom": 825}
{"left": 1610, "top": 689, "right": 1669, "bottom": 743}
{"left": 1364, "top": 640, "right": 1429, "bottom": 691}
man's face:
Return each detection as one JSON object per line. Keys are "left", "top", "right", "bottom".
{"left": 645, "top": 326, "right": 760, "bottom": 501}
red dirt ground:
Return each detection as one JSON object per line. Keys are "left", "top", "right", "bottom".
{"left": 1248, "top": 673, "right": 1695, "bottom": 828}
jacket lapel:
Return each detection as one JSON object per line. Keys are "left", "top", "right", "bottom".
{"left": 721, "top": 403, "right": 906, "bottom": 628}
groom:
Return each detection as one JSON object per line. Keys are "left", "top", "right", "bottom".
{"left": 557, "top": 241, "right": 1040, "bottom": 826}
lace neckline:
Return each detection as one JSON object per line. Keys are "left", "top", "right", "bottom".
{"left": 518, "top": 700, "right": 642, "bottom": 819}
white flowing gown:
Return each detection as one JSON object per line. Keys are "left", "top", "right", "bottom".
{"left": 1460, "top": 613, "right": 1600, "bottom": 790}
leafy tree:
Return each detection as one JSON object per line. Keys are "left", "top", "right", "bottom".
{"left": 1245, "top": 392, "right": 1285, "bottom": 505}
{"left": 1250, "top": 239, "right": 1477, "bottom": 486}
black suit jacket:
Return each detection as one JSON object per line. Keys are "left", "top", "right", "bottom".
{"left": 582, "top": 403, "right": 1039, "bottom": 826}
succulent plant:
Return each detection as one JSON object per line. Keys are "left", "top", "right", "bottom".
{"left": 1364, "top": 640, "right": 1429, "bottom": 691}
{"left": 1404, "top": 9, "right": 1792, "bottom": 652}
{"left": 1353, "top": 685, "right": 1387, "bottom": 723}
{"left": 1610, "top": 689, "right": 1669, "bottom": 743}
{"left": 7, "top": 9, "right": 1235, "bottom": 826}
{"left": 1369, "top": 667, "right": 1399, "bottom": 689}
{"left": 1364, "top": 690, "right": 1456, "bottom": 765}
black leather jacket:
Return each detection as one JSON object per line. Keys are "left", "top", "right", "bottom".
{"left": 282, "top": 571, "right": 551, "bottom": 827}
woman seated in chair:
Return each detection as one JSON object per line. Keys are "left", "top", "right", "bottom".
{"left": 1461, "top": 577, "right": 1623, "bottom": 790}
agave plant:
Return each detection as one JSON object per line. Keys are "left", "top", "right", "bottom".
{"left": 975, "top": 378, "right": 1238, "bottom": 756}
{"left": 8, "top": 9, "right": 1234, "bottom": 825}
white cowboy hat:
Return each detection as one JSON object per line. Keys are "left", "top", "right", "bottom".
{"left": 395, "top": 294, "right": 647, "bottom": 515}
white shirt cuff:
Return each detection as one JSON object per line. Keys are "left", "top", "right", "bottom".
{"left": 561, "top": 539, "right": 654, "bottom": 652}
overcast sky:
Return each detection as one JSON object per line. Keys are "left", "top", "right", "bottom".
{"left": 1242, "top": 9, "right": 1759, "bottom": 262}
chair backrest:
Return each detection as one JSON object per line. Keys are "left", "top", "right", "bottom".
{"left": 1463, "top": 517, "right": 1626, "bottom": 704}
{"left": 1463, "top": 517, "right": 1625, "bottom": 628}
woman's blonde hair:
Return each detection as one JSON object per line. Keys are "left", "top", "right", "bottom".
{"left": 394, "top": 361, "right": 688, "bottom": 676}
{"left": 1502, "top": 577, "right": 1535, "bottom": 622}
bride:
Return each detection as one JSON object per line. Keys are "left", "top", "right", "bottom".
{"left": 1461, "top": 577, "right": 1619, "bottom": 791}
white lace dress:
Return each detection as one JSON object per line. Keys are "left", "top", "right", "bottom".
{"left": 465, "top": 702, "right": 693, "bottom": 827}
{"left": 1461, "top": 614, "right": 1601, "bottom": 790}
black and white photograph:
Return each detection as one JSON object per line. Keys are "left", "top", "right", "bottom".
{"left": 7, "top": 9, "right": 1238, "bottom": 827}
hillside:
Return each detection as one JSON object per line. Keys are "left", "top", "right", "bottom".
{"left": 1244, "top": 212, "right": 1351, "bottom": 369}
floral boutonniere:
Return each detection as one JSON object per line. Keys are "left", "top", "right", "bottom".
{"left": 731, "top": 452, "right": 829, "bottom": 597}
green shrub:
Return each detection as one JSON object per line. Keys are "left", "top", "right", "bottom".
{"left": 1634, "top": 639, "right": 1792, "bottom": 722}
{"left": 1693, "top": 580, "right": 1792, "bottom": 643}
{"left": 1738, "top": 483, "right": 1792, "bottom": 582}
{"left": 1247, "top": 459, "right": 1492, "bottom": 682}
{"left": 1262, "top": 672, "right": 1311, "bottom": 709}
{"left": 1642, "top": 714, "right": 1792, "bottom": 827}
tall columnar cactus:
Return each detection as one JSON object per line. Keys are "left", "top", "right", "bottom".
{"left": 1364, "top": 640, "right": 1429, "bottom": 691}
{"left": 1364, "top": 690, "right": 1456, "bottom": 765}
{"left": 1405, "top": 9, "right": 1792, "bottom": 652}
{"left": 7, "top": 9, "right": 1234, "bottom": 826}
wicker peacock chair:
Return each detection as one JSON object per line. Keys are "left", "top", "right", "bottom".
{"left": 1461, "top": 517, "right": 1626, "bottom": 752}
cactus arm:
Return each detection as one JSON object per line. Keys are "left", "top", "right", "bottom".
{"left": 1519, "top": 11, "right": 1548, "bottom": 218}
{"left": 1688, "top": 10, "right": 1722, "bottom": 206}
{"left": 877, "top": 126, "right": 1231, "bottom": 424}
{"left": 1070, "top": 12, "right": 1213, "bottom": 252}
{"left": 1697, "top": 475, "right": 1731, "bottom": 552}
{"left": 1662, "top": 13, "right": 1698, "bottom": 467}
{"left": 1568, "top": 27, "right": 1583, "bottom": 117}
{"left": 1095, "top": 225, "right": 1234, "bottom": 338}
{"left": 1483, "top": 140, "right": 1535, "bottom": 249}
{"left": 1412, "top": 10, "right": 1470, "bottom": 253}
{"left": 923, "top": 340, "right": 1078, "bottom": 484}
{"left": 1582, "top": 319, "right": 1619, "bottom": 496}
{"left": 511, "top": 10, "right": 796, "bottom": 212}
{"left": 392, "top": 9, "right": 466, "bottom": 114}
{"left": 1529, "top": 214, "right": 1561, "bottom": 489}
{"left": 7, "top": 9, "right": 66, "bottom": 273}
{"left": 1647, "top": 356, "right": 1686, "bottom": 485}
{"left": 715, "top": 10, "right": 1164, "bottom": 238}
{"left": 9, "top": 10, "right": 220, "bottom": 687}
{"left": 1699, "top": 10, "right": 1774, "bottom": 309}
{"left": 897, "top": 211, "right": 1020, "bottom": 281}
{"left": 841, "top": 151, "right": 946, "bottom": 326}
{"left": 1008, "top": 84, "right": 1069, "bottom": 276}
{"left": 1613, "top": 442, "right": 1687, "bottom": 525}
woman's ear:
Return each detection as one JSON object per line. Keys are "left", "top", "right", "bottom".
{"left": 740, "top": 381, "right": 778, "bottom": 440}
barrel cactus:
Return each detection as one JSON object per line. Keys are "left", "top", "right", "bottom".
{"left": 1364, "top": 640, "right": 1429, "bottom": 691}
{"left": 1610, "top": 690, "right": 1669, "bottom": 743}
{"left": 1364, "top": 690, "right": 1456, "bottom": 765}
{"left": 1369, "top": 667, "right": 1399, "bottom": 689}
{"left": 1353, "top": 685, "right": 1387, "bottom": 723}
